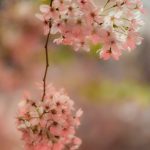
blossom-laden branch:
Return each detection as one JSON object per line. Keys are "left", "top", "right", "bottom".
{"left": 17, "top": 1, "right": 83, "bottom": 150}
{"left": 36, "top": 0, "right": 144, "bottom": 60}
{"left": 16, "top": 0, "right": 145, "bottom": 149}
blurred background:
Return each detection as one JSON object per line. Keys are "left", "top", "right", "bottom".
{"left": 0, "top": 0, "right": 150, "bottom": 150}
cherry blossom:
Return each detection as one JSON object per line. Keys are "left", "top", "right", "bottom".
{"left": 17, "top": 84, "right": 83, "bottom": 150}
{"left": 36, "top": 0, "right": 144, "bottom": 60}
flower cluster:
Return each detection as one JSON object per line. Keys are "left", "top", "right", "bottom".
{"left": 36, "top": 0, "right": 144, "bottom": 60}
{"left": 17, "top": 84, "right": 83, "bottom": 150}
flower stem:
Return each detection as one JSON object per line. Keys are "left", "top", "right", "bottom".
{"left": 41, "top": 0, "right": 53, "bottom": 101}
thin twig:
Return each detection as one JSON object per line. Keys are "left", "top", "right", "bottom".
{"left": 104, "top": 0, "right": 110, "bottom": 8}
{"left": 41, "top": 0, "right": 53, "bottom": 101}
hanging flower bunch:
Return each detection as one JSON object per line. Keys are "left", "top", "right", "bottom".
{"left": 36, "top": 0, "right": 144, "bottom": 60}
{"left": 17, "top": 84, "right": 83, "bottom": 150}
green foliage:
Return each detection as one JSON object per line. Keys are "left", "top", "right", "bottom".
{"left": 38, "top": 45, "right": 74, "bottom": 64}
{"left": 89, "top": 43, "right": 102, "bottom": 58}
{"left": 39, "top": 0, "right": 50, "bottom": 4}
{"left": 80, "top": 80, "right": 150, "bottom": 106}
{"left": 50, "top": 46, "right": 75, "bottom": 64}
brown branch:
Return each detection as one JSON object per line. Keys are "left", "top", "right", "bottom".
{"left": 41, "top": 0, "right": 53, "bottom": 101}
{"left": 104, "top": 0, "right": 110, "bottom": 8}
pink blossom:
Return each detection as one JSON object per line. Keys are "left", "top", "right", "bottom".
{"left": 134, "top": 0, "right": 145, "bottom": 13}
{"left": 71, "top": 137, "right": 82, "bottom": 150}
{"left": 99, "top": 30, "right": 122, "bottom": 60}
{"left": 123, "top": 29, "right": 143, "bottom": 51}
{"left": 100, "top": 49, "right": 121, "bottom": 60}
{"left": 35, "top": 13, "right": 50, "bottom": 35}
